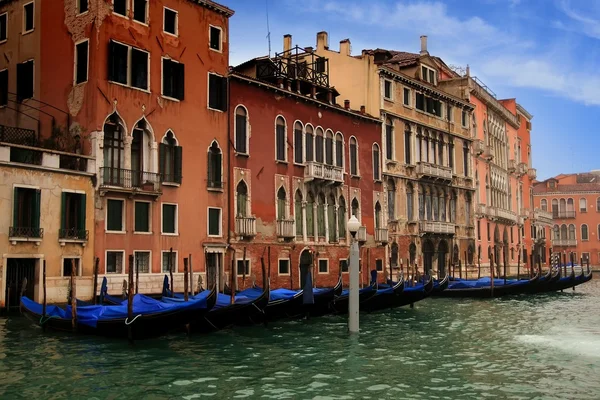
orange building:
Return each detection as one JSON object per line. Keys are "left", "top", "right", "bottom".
{"left": 0, "top": 0, "right": 234, "bottom": 296}
{"left": 534, "top": 172, "right": 600, "bottom": 268}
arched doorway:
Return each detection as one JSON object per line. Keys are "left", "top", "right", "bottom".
{"left": 299, "top": 249, "right": 313, "bottom": 289}
{"left": 423, "top": 240, "right": 435, "bottom": 275}
{"left": 438, "top": 240, "right": 448, "bottom": 276}
{"left": 409, "top": 243, "right": 416, "bottom": 266}
{"left": 452, "top": 244, "right": 459, "bottom": 265}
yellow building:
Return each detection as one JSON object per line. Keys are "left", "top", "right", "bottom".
{"left": 0, "top": 133, "right": 95, "bottom": 307}
{"left": 314, "top": 33, "right": 476, "bottom": 276}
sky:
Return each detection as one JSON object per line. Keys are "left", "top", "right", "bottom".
{"left": 219, "top": 0, "right": 600, "bottom": 180}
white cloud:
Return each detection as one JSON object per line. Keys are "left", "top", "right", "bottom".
{"left": 557, "top": 0, "right": 600, "bottom": 39}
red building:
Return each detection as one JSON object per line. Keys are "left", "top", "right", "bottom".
{"left": 227, "top": 44, "right": 388, "bottom": 290}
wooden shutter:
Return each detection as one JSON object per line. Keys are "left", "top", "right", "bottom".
{"left": 174, "top": 145, "right": 183, "bottom": 183}
{"left": 235, "top": 114, "right": 247, "bottom": 153}
{"left": 295, "top": 200, "right": 303, "bottom": 236}
{"left": 219, "top": 75, "right": 227, "bottom": 111}
{"left": 131, "top": 48, "right": 148, "bottom": 90}
{"left": 76, "top": 41, "right": 89, "bottom": 84}
{"left": 159, "top": 143, "right": 166, "bottom": 179}
{"left": 207, "top": 152, "right": 214, "bottom": 185}
{"left": 108, "top": 41, "right": 116, "bottom": 82}
{"left": 12, "top": 187, "right": 19, "bottom": 228}
{"left": 306, "top": 201, "right": 314, "bottom": 236}
{"left": 215, "top": 152, "right": 222, "bottom": 184}
{"left": 79, "top": 193, "right": 86, "bottom": 230}
{"left": 294, "top": 128, "right": 303, "bottom": 163}
{"left": 0, "top": 69, "right": 8, "bottom": 107}
{"left": 60, "top": 192, "right": 67, "bottom": 231}
{"left": 33, "top": 189, "right": 41, "bottom": 230}
{"left": 17, "top": 61, "right": 34, "bottom": 101}
{"left": 176, "top": 62, "right": 185, "bottom": 100}
{"left": 208, "top": 74, "right": 217, "bottom": 109}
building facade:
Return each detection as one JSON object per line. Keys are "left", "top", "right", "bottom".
{"left": 227, "top": 38, "right": 387, "bottom": 290}
{"left": 534, "top": 172, "right": 600, "bottom": 267}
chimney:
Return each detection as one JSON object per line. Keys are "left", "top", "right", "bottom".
{"left": 327, "top": 90, "right": 333, "bottom": 104}
{"left": 305, "top": 46, "right": 314, "bottom": 53}
{"left": 466, "top": 64, "right": 470, "bottom": 77}
{"left": 420, "top": 35, "right": 428, "bottom": 55}
{"left": 317, "top": 31, "right": 329, "bottom": 50}
{"left": 344, "top": 100, "right": 350, "bottom": 110}
{"left": 340, "top": 39, "right": 351, "bottom": 56}
{"left": 284, "top": 34, "right": 292, "bottom": 53}
{"left": 360, "top": 105, "right": 365, "bottom": 114}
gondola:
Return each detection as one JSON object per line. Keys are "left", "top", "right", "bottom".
{"left": 20, "top": 286, "right": 217, "bottom": 340}
{"left": 524, "top": 267, "right": 559, "bottom": 294}
{"left": 99, "top": 277, "right": 129, "bottom": 305}
{"left": 435, "top": 271, "right": 540, "bottom": 298}
{"left": 432, "top": 274, "right": 450, "bottom": 294}
{"left": 328, "top": 283, "right": 378, "bottom": 314}
{"left": 393, "top": 275, "right": 435, "bottom": 307}
{"left": 548, "top": 265, "right": 592, "bottom": 292}
{"left": 359, "top": 277, "right": 405, "bottom": 312}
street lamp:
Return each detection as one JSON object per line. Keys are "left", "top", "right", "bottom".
{"left": 347, "top": 215, "right": 360, "bottom": 334}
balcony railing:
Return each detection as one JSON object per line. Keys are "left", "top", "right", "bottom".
{"left": 0, "top": 125, "right": 37, "bottom": 146}
{"left": 375, "top": 228, "right": 389, "bottom": 243}
{"left": 528, "top": 168, "right": 537, "bottom": 180}
{"left": 475, "top": 139, "right": 485, "bottom": 155}
{"left": 508, "top": 159, "right": 516, "bottom": 173}
{"left": 357, "top": 226, "right": 367, "bottom": 242}
{"left": 533, "top": 208, "right": 553, "bottom": 225}
{"left": 9, "top": 226, "right": 44, "bottom": 239}
{"left": 553, "top": 210, "right": 576, "bottom": 219}
{"left": 552, "top": 239, "right": 577, "bottom": 247}
{"left": 100, "top": 167, "right": 161, "bottom": 192}
{"left": 276, "top": 219, "right": 295, "bottom": 239}
{"left": 59, "top": 154, "right": 88, "bottom": 172}
{"left": 517, "top": 162, "right": 528, "bottom": 176}
{"left": 520, "top": 208, "right": 530, "bottom": 218}
{"left": 419, "top": 221, "right": 455, "bottom": 234}
{"left": 304, "top": 161, "right": 343, "bottom": 184}
{"left": 496, "top": 208, "right": 517, "bottom": 223}
{"left": 476, "top": 203, "right": 487, "bottom": 216}
{"left": 416, "top": 162, "right": 453, "bottom": 181}
{"left": 235, "top": 216, "right": 257, "bottom": 237}
{"left": 58, "top": 228, "right": 89, "bottom": 241}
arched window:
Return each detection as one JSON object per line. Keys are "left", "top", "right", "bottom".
{"left": 325, "top": 130, "right": 334, "bottom": 165}
{"left": 295, "top": 190, "right": 303, "bottom": 237}
{"left": 387, "top": 179, "right": 396, "bottom": 221}
{"left": 541, "top": 199, "right": 547, "bottom": 211}
{"left": 338, "top": 196, "right": 346, "bottom": 239}
{"left": 409, "top": 243, "right": 416, "bottom": 265}
{"left": 553, "top": 225, "right": 559, "bottom": 240}
{"left": 450, "top": 191, "right": 457, "bottom": 223}
{"left": 207, "top": 141, "right": 222, "bottom": 188}
{"left": 375, "top": 201, "right": 382, "bottom": 229}
{"left": 425, "top": 188, "right": 432, "bottom": 221}
{"left": 432, "top": 188, "right": 439, "bottom": 221}
{"left": 131, "top": 118, "right": 154, "bottom": 187}
{"left": 560, "top": 224, "right": 567, "bottom": 240}
{"left": 335, "top": 133, "right": 344, "bottom": 168}
{"left": 315, "top": 127, "right": 324, "bottom": 163}
{"left": 160, "top": 130, "right": 182, "bottom": 183}
{"left": 391, "top": 242, "right": 399, "bottom": 267}
{"left": 306, "top": 192, "right": 315, "bottom": 238}
{"left": 328, "top": 194, "right": 336, "bottom": 242}
{"left": 597, "top": 197, "right": 600, "bottom": 212}
{"left": 439, "top": 190, "right": 446, "bottom": 222}
{"left": 349, "top": 137, "right": 358, "bottom": 176}
{"left": 468, "top": 244, "right": 474, "bottom": 265}
{"left": 559, "top": 198, "right": 566, "bottom": 214}
{"left": 567, "top": 198, "right": 574, "bottom": 212}
{"left": 235, "top": 106, "right": 248, "bottom": 154}
{"left": 103, "top": 112, "right": 126, "bottom": 185}
{"left": 372, "top": 143, "right": 381, "bottom": 181}
{"left": 568, "top": 224, "right": 576, "bottom": 240}
{"left": 306, "top": 125, "right": 314, "bottom": 162}
{"left": 277, "top": 187, "right": 287, "bottom": 220}
{"left": 275, "top": 116, "right": 286, "bottom": 161}
{"left": 581, "top": 224, "right": 589, "bottom": 241}
{"left": 418, "top": 185, "right": 425, "bottom": 220}
{"left": 351, "top": 198, "right": 360, "bottom": 219}
{"left": 552, "top": 199, "right": 558, "bottom": 217}
{"left": 465, "top": 193, "right": 472, "bottom": 226}
{"left": 407, "top": 183, "right": 414, "bottom": 222}
{"left": 580, "top": 198, "right": 587, "bottom": 213}
{"left": 404, "top": 125, "right": 412, "bottom": 164}
{"left": 236, "top": 181, "right": 248, "bottom": 217}
{"left": 385, "top": 118, "right": 393, "bottom": 160}
{"left": 317, "top": 193, "right": 326, "bottom": 238}
{"left": 294, "top": 121, "right": 303, "bottom": 164}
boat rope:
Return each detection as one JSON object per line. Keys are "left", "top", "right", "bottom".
{"left": 125, "top": 314, "right": 142, "bottom": 325}
{"left": 39, "top": 315, "right": 59, "bottom": 325}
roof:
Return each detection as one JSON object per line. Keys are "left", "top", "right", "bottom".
{"left": 189, "top": 0, "right": 234, "bottom": 17}
{"left": 533, "top": 173, "right": 600, "bottom": 194}
{"left": 362, "top": 49, "right": 421, "bottom": 68}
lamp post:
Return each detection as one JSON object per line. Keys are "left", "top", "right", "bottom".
{"left": 347, "top": 215, "right": 361, "bottom": 334}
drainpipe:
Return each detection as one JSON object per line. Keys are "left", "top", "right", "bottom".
{"left": 227, "top": 76, "right": 232, "bottom": 268}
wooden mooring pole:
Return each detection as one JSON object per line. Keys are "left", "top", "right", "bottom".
{"left": 189, "top": 254, "right": 193, "bottom": 296}
{"left": 92, "top": 257, "right": 99, "bottom": 305}
{"left": 42, "top": 260, "right": 47, "bottom": 331}
{"left": 127, "top": 254, "right": 134, "bottom": 343}
{"left": 241, "top": 247, "right": 247, "bottom": 290}
{"left": 184, "top": 258, "right": 189, "bottom": 302}
{"left": 70, "top": 258, "right": 77, "bottom": 332}
{"left": 230, "top": 253, "right": 236, "bottom": 305}
{"left": 169, "top": 247, "right": 174, "bottom": 297}
{"left": 135, "top": 254, "right": 139, "bottom": 294}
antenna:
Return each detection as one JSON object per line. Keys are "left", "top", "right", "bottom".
{"left": 266, "top": 0, "right": 271, "bottom": 57}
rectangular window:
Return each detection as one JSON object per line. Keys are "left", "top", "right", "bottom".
{"left": 294, "top": 126, "right": 303, "bottom": 164}
{"left": 60, "top": 192, "right": 86, "bottom": 239}
{"left": 78, "top": 0, "right": 88, "bottom": 14}
{"left": 106, "top": 251, "right": 124, "bottom": 274}
{"left": 462, "top": 110, "right": 469, "bottom": 127}
{"left": 0, "top": 12, "right": 7, "bottom": 42}
{"left": 162, "top": 58, "right": 185, "bottom": 100}
{"left": 75, "top": 40, "right": 89, "bottom": 84}
{"left": 448, "top": 143, "right": 454, "bottom": 170}
{"left": 130, "top": 48, "right": 148, "bottom": 90}
{"left": 0, "top": 69, "right": 7, "bottom": 107}
{"left": 106, "top": 199, "right": 124, "bottom": 232}
{"left": 133, "top": 0, "right": 148, "bottom": 24}
{"left": 12, "top": 187, "right": 41, "bottom": 235}
{"left": 113, "top": 0, "right": 127, "bottom": 16}
{"left": 23, "top": 2, "right": 34, "bottom": 33}
{"left": 162, "top": 203, "right": 177, "bottom": 234}
{"left": 350, "top": 140, "right": 358, "bottom": 176}
{"left": 376, "top": 259, "right": 383, "bottom": 272}
{"left": 582, "top": 252, "right": 589, "bottom": 264}
{"left": 208, "top": 207, "right": 221, "bottom": 236}
{"left": 463, "top": 144, "right": 469, "bottom": 176}
{"left": 108, "top": 41, "right": 149, "bottom": 91}
{"left": 477, "top": 220, "right": 481, "bottom": 240}
{"left": 403, "top": 87, "right": 410, "bottom": 106}
{"left": 339, "top": 259, "right": 348, "bottom": 274}
{"left": 162, "top": 251, "right": 177, "bottom": 273}
{"left": 17, "top": 60, "right": 34, "bottom": 101}
{"left": 487, "top": 222, "right": 491, "bottom": 241}
{"left": 208, "top": 73, "right": 227, "bottom": 111}
{"left": 134, "top": 201, "right": 150, "bottom": 232}
{"left": 447, "top": 104, "right": 454, "bottom": 122}
{"left": 404, "top": 130, "right": 411, "bottom": 164}
{"left": 416, "top": 92, "right": 425, "bottom": 111}
{"left": 278, "top": 259, "right": 290, "bottom": 275}
{"left": 385, "top": 123, "right": 393, "bottom": 160}
{"left": 384, "top": 80, "right": 392, "bottom": 100}
{"left": 318, "top": 259, "right": 329, "bottom": 274}
{"left": 164, "top": 7, "right": 178, "bottom": 35}
{"left": 209, "top": 26, "right": 222, "bottom": 51}
{"left": 134, "top": 251, "right": 150, "bottom": 273}
{"left": 276, "top": 122, "right": 286, "bottom": 161}
{"left": 236, "top": 259, "right": 250, "bottom": 276}
{"left": 63, "top": 258, "right": 80, "bottom": 277}
{"left": 108, "top": 41, "right": 128, "bottom": 85}
{"left": 421, "top": 65, "right": 436, "bottom": 84}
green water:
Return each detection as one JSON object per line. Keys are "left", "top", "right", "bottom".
{"left": 1, "top": 280, "right": 599, "bottom": 399}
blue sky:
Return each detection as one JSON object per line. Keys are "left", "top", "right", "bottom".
{"left": 219, "top": 0, "right": 600, "bottom": 180}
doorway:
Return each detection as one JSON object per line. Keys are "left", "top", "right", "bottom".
{"left": 205, "top": 253, "right": 222, "bottom": 291}
{"left": 437, "top": 240, "right": 448, "bottom": 276}
{"left": 299, "top": 250, "right": 313, "bottom": 289}
{"left": 5, "top": 258, "right": 36, "bottom": 309}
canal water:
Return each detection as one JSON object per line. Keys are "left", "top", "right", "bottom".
{"left": 0, "top": 279, "right": 599, "bottom": 399}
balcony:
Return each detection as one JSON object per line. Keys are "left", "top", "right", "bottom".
{"left": 416, "top": 162, "right": 453, "bottom": 182}
{"left": 520, "top": 208, "right": 530, "bottom": 219}
{"left": 528, "top": 168, "right": 537, "bottom": 180}
{"left": 475, "top": 139, "right": 485, "bottom": 155}
{"left": 517, "top": 162, "right": 528, "bottom": 176}
{"left": 552, "top": 239, "right": 577, "bottom": 247}
{"left": 304, "top": 161, "right": 343, "bottom": 184}
{"left": 58, "top": 228, "right": 89, "bottom": 245}
{"left": 9, "top": 226, "right": 44, "bottom": 245}
{"left": 357, "top": 226, "right": 367, "bottom": 242}
{"left": 533, "top": 208, "right": 553, "bottom": 225}
{"left": 99, "top": 167, "right": 161, "bottom": 195}
{"left": 553, "top": 210, "right": 576, "bottom": 219}
{"left": 375, "top": 228, "right": 389, "bottom": 243}
{"left": 276, "top": 219, "right": 295, "bottom": 239}
{"left": 476, "top": 203, "right": 487, "bottom": 216}
{"left": 235, "top": 216, "right": 256, "bottom": 238}
{"left": 419, "top": 221, "right": 455, "bottom": 234}
{"left": 508, "top": 159, "right": 516, "bottom": 173}
{"left": 496, "top": 208, "right": 518, "bottom": 223}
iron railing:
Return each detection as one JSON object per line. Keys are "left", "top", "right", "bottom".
{"left": 9, "top": 226, "right": 44, "bottom": 238}
{"left": 59, "top": 228, "right": 89, "bottom": 241}
{"left": 100, "top": 167, "right": 161, "bottom": 191}
{"left": 0, "top": 125, "right": 37, "bottom": 146}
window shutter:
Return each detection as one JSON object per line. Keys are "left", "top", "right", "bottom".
{"left": 235, "top": 114, "right": 247, "bottom": 153}
{"left": 0, "top": 69, "right": 8, "bottom": 107}
{"left": 79, "top": 193, "right": 86, "bottom": 230}
{"left": 176, "top": 62, "right": 185, "bottom": 100}
{"left": 60, "top": 192, "right": 67, "bottom": 231}
{"left": 219, "top": 76, "right": 227, "bottom": 111}
{"left": 207, "top": 152, "right": 214, "bottom": 185}
{"left": 174, "top": 145, "right": 183, "bottom": 183}
{"left": 12, "top": 188, "right": 19, "bottom": 228}
{"left": 159, "top": 143, "right": 166, "bottom": 178}
{"left": 215, "top": 152, "right": 222, "bottom": 184}
{"left": 208, "top": 75, "right": 217, "bottom": 109}
{"left": 108, "top": 41, "right": 115, "bottom": 82}
{"left": 34, "top": 189, "right": 41, "bottom": 230}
